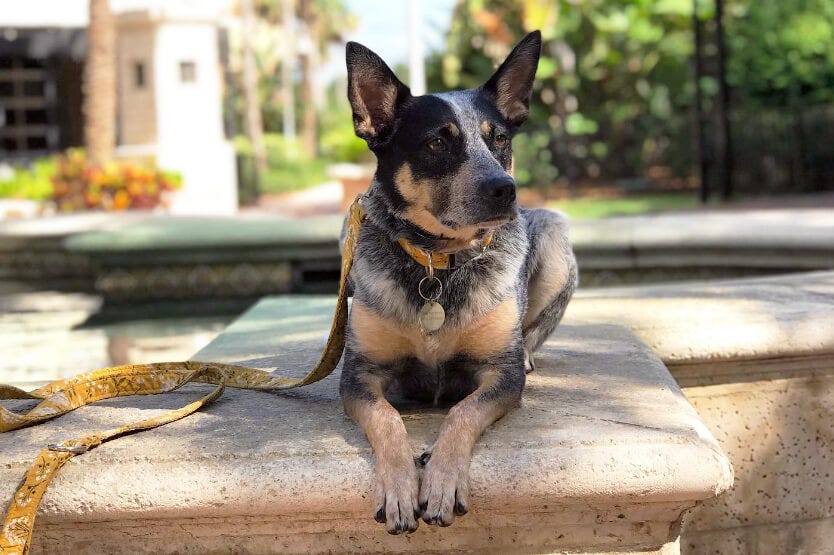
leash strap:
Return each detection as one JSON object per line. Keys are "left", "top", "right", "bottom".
{"left": 0, "top": 198, "right": 366, "bottom": 555}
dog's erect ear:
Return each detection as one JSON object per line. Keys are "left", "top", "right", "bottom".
{"left": 482, "top": 31, "right": 542, "bottom": 126}
{"left": 346, "top": 41, "right": 411, "bottom": 142}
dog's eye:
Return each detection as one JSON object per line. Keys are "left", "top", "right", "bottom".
{"left": 426, "top": 138, "right": 446, "bottom": 152}
{"left": 495, "top": 134, "right": 509, "bottom": 148}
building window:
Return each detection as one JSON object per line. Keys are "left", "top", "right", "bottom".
{"left": 179, "top": 61, "right": 196, "bottom": 83}
{"left": 134, "top": 62, "right": 146, "bottom": 88}
{"left": 0, "top": 58, "right": 54, "bottom": 156}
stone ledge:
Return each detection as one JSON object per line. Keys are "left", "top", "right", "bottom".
{"left": 566, "top": 271, "right": 834, "bottom": 385}
{"left": 5, "top": 208, "right": 834, "bottom": 292}
{"left": 0, "top": 297, "right": 732, "bottom": 554}
{"left": 564, "top": 271, "right": 834, "bottom": 553}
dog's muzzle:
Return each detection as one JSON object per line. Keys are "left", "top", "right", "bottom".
{"left": 478, "top": 175, "right": 517, "bottom": 220}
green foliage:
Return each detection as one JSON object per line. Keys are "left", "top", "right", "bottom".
{"left": 0, "top": 157, "right": 56, "bottom": 200}
{"left": 725, "top": 0, "right": 834, "bottom": 106}
{"left": 427, "top": 0, "right": 697, "bottom": 188}
{"left": 230, "top": 0, "right": 357, "bottom": 138}
{"left": 235, "top": 133, "right": 329, "bottom": 194}
{"left": 318, "top": 85, "right": 372, "bottom": 164}
{"left": 548, "top": 192, "right": 698, "bottom": 219}
{"left": 511, "top": 130, "right": 560, "bottom": 187}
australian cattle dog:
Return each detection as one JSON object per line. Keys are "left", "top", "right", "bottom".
{"left": 340, "top": 30, "right": 578, "bottom": 534}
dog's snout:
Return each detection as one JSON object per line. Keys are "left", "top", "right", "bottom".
{"left": 481, "top": 176, "right": 516, "bottom": 204}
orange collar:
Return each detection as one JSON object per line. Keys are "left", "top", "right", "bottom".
{"left": 397, "top": 233, "right": 494, "bottom": 270}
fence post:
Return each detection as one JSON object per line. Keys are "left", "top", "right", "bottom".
{"left": 692, "top": 0, "right": 709, "bottom": 203}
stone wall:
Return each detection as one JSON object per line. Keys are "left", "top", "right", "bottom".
{"left": 566, "top": 271, "right": 834, "bottom": 554}
{"left": 682, "top": 376, "right": 833, "bottom": 554}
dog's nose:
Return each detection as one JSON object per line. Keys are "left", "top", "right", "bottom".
{"left": 481, "top": 176, "right": 516, "bottom": 204}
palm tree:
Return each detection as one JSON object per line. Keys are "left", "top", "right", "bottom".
{"left": 241, "top": 0, "right": 268, "bottom": 175}
{"left": 84, "top": 0, "right": 116, "bottom": 166}
{"left": 298, "top": 0, "right": 355, "bottom": 157}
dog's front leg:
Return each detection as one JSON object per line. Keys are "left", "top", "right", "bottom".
{"left": 419, "top": 355, "right": 525, "bottom": 526}
{"left": 341, "top": 352, "right": 420, "bottom": 534}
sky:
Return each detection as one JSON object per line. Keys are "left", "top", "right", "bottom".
{"left": 322, "top": 0, "right": 458, "bottom": 83}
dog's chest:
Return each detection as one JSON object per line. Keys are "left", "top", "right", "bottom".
{"left": 349, "top": 294, "right": 519, "bottom": 368}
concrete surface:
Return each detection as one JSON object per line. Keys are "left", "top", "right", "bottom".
{"left": 0, "top": 297, "right": 732, "bottom": 554}
{"left": 565, "top": 271, "right": 834, "bottom": 554}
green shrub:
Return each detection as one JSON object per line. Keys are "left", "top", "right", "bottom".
{"left": 234, "top": 133, "right": 330, "bottom": 194}
{"left": 319, "top": 112, "right": 369, "bottom": 164}
{"left": 0, "top": 157, "right": 57, "bottom": 200}
{"left": 260, "top": 158, "right": 328, "bottom": 194}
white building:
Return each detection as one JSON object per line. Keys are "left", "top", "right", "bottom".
{"left": 0, "top": 0, "right": 239, "bottom": 215}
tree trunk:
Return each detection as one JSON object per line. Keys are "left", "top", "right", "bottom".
{"left": 299, "top": 0, "right": 318, "bottom": 158}
{"left": 241, "top": 0, "right": 267, "bottom": 175}
{"left": 789, "top": 85, "right": 807, "bottom": 192}
{"left": 281, "top": 0, "right": 296, "bottom": 143}
{"left": 84, "top": 0, "right": 116, "bottom": 166}
{"left": 692, "top": 0, "right": 710, "bottom": 203}
{"left": 714, "top": 0, "right": 734, "bottom": 199}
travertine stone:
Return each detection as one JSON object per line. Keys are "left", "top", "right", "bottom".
{"left": 682, "top": 377, "right": 833, "bottom": 555}
{"left": 566, "top": 271, "right": 834, "bottom": 385}
{"left": 565, "top": 271, "right": 834, "bottom": 554}
{"left": 0, "top": 297, "right": 731, "bottom": 554}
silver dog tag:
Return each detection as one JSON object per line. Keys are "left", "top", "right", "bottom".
{"left": 419, "top": 301, "right": 445, "bottom": 333}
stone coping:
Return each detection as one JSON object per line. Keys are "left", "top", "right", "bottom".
{"left": 565, "top": 271, "right": 834, "bottom": 385}
{"left": 65, "top": 214, "right": 344, "bottom": 252}
{"left": 0, "top": 297, "right": 732, "bottom": 553}
{"left": 569, "top": 208, "right": 834, "bottom": 251}
{"left": 1, "top": 207, "right": 827, "bottom": 262}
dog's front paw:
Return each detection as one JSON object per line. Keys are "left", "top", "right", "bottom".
{"left": 373, "top": 459, "right": 421, "bottom": 534}
{"left": 418, "top": 448, "right": 470, "bottom": 526}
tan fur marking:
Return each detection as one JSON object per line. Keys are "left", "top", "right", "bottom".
{"left": 352, "top": 297, "right": 518, "bottom": 365}
{"left": 343, "top": 375, "right": 420, "bottom": 531}
{"left": 447, "top": 123, "right": 460, "bottom": 137}
{"left": 344, "top": 388, "right": 411, "bottom": 471}
{"left": 351, "top": 70, "right": 398, "bottom": 138}
{"left": 351, "top": 301, "right": 414, "bottom": 363}
{"left": 439, "top": 367, "right": 511, "bottom": 447}
{"left": 496, "top": 79, "right": 526, "bottom": 121}
{"left": 396, "top": 164, "right": 488, "bottom": 248}
{"left": 458, "top": 297, "right": 519, "bottom": 358}
{"left": 480, "top": 120, "right": 493, "bottom": 136}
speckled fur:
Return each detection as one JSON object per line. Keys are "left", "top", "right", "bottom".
{"left": 339, "top": 32, "right": 577, "bottom": 534}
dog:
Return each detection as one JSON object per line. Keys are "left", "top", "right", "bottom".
{"left": 340, "top": 30, "right": 577, "bottom": 534}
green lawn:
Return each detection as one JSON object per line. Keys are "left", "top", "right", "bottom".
{"left": 547, "top": 192, "right": 699, "bottom": 220}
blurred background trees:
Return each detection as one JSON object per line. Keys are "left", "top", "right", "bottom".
{"left": 231, "top": 0, "right": 834, "bottom": 206}
{"left": 5, "top": 0, "right": 832, "bottom": 212}
{"left": 426, "top": 0, "right": 834, "bottom": 199}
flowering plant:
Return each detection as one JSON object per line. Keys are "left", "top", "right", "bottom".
{"left": 51, "top": 149, "right": 181, "bottom": 212}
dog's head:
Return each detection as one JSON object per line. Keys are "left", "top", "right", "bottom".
{"left": 346, "top": 31, "right": 541, "bottom": 248}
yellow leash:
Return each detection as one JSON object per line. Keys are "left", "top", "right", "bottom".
{"left": 0, "top": 198, "right": 366, "bottom": 555}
